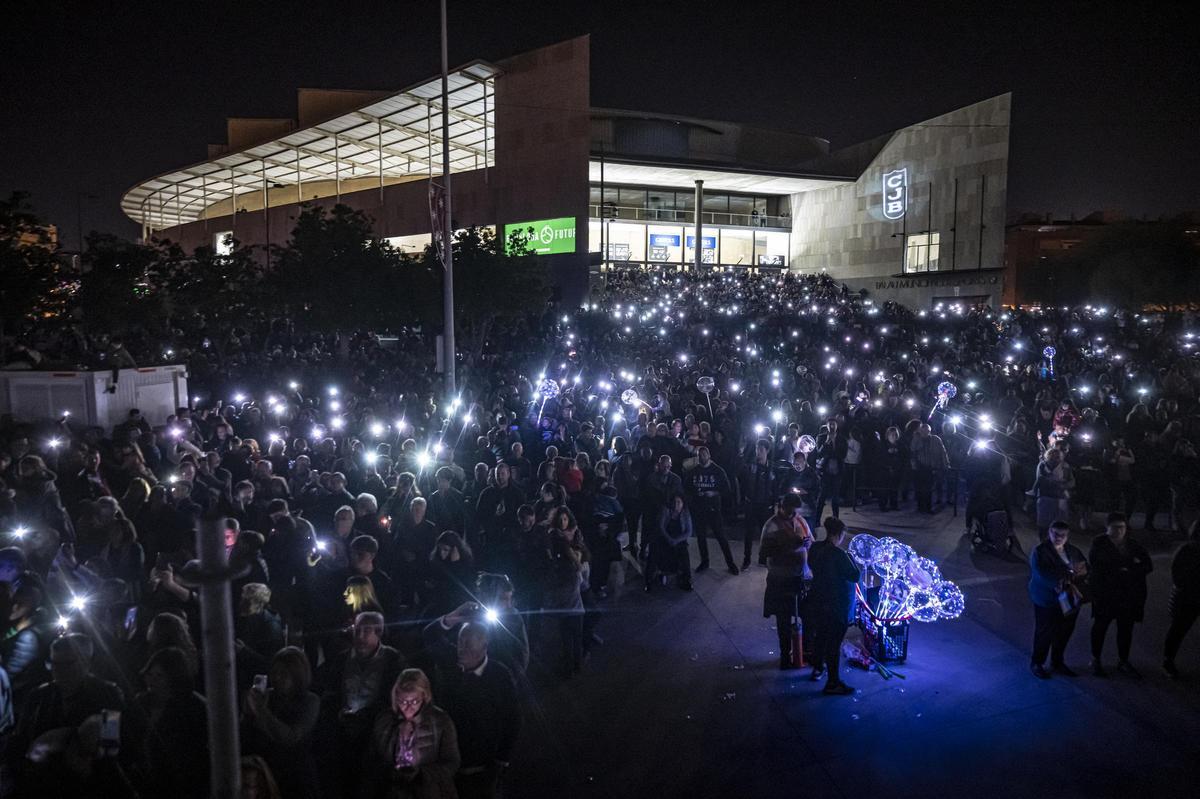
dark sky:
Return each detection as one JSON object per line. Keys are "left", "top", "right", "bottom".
{"left": 2, "top": 0, "right": 1196, "bottom": 250}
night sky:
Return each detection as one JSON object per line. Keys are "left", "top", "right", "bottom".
{"left": 2, "top": 1, "right": 1196, "bottom": 250}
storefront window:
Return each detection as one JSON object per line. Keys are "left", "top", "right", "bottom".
{"left": 603, "top": 222, "right": 646, "bottom": 263}
{"left": 646, "top": 224, "right": 683, "bottom": 263}
{"left": 904, "top": 233, "right": 940, "bottom": 273}
{"left": 720, "top": 228, "right": 753, "bottom": 266}
{"left": 754, "top": 231, "right": 789, "bottom": 267}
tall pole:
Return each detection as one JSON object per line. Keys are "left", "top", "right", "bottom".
{"left": 196, "top": 511, "right": 240, "bottom": 798}
{"left": 693, "top": 179, "right": 703, "bottom": 273}
{"left": 440, "top": 0, "right": 456, "bottom": 395}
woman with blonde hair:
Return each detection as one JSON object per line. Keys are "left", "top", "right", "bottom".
{"left": 364, "top": 668, "right": 460, "bottom": 798}
{"left": 119, "top": 476, "right": 152, "bottom": 520}
{"left": 344, "top": 574, "right": 385, "bottom": 621}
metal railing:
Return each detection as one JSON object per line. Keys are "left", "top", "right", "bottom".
{"left": 589, "top": 204, "right": 791, "bottom": 229}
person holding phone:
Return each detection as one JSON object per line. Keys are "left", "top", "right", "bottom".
{"left": 364, "top": 668, "right": 460, "bottom": 798}
{"left": 241, "top": 647, "right": 321, "bottom": 799}
{"left": 1029, "top": 520, "right": 1089, "bottom": 678}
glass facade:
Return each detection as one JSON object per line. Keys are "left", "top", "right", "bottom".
{"left": 590, "top": 221, "right": 789, "bottom": 268}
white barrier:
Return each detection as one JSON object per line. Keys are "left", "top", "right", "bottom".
{"left": 0, "top": 365, "right": 189, "bottom": 428}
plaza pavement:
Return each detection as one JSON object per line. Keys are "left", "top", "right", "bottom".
{"left": 506, "top": 501, "right": 1200, "bottom": 799}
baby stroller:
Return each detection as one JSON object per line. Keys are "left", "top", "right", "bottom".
{"left": 966, "top": 481, "right": 1019, "bottom": 554}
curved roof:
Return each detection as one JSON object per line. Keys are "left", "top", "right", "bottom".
{"left": 122, "top": 62, "right": 498, "bottom": 229}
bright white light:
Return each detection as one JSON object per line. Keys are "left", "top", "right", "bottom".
{"left": 416, "top": 452, "right": 432, "bottom": 469}
{"left": 58, "top": 615, "right": 70, "bottom": 628}
{"left": 967, "top": 381, "right": 977, "bottom": 390}
{"left": 905, "top": 399, "right": 915, "bottom": 408}
{"left": 931, "top": 366, "right": 941, "bottom": 374}
{"left": 47, "top": 438, "right": 61, "bottom": 449}
{"left": 754, "top": 424, "right": 767, "bottom": 435}
{"left": 365, "top": 452, "right": 378, "bottom": 465}
{"left": 949, "top": 414, "right": 963, "bottom": 425}
{"left": 329, "top": 400, "right": 342, "bottom": 412}
{"left": 484, "top": 607, "right": 499, "bottom": 623}
{"left": 873, "top": 399, "right": 883, "bottom": 407}
{"left": 328, "top": 386, "right": 339, "bottom": 397}
{"left": 371, "top": 422, "right": 385, "bottom": 437}
{"left": 772, "top": 409, "right": 784, "bottom": 423}
{"left": 289, "top": 381, "right": 299, "bottom": 390}
{"left": 1138, "top": 387, "right": 1148, "bottom": 395}
{"left": 730, "top": 382, "right": 741, "bottom": 393}
{"left": 432, "top": 442, "right": 444, "bottom": 454}
{"left": 310, "top": 426, "right": 323, "bottom": 439}
{"left": 330, "top": 417, "right": 345, "bottom": 430}
{"left": 268, "top": 433, "right": 281, "bottom": 443}
{"left": 461, "top": 412, "right": 472, "bottom": 424}
{"left": 69, "top": 595, "right": 88, "bottom": 612}
{"left": 12, "top": 526, "right": 29, "bottom": 539}
{"left": 817, "top": 405, "right": 828, "bottom": 416}
{"left": 981, "top": 420, "right": 994, "bottom": 431}
{"left": 234, "top": 393, "right": 246, "bottom": 403}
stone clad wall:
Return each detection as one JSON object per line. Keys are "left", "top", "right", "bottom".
{"left": 789, "top": 94, "right": 1011, "bottom": 303}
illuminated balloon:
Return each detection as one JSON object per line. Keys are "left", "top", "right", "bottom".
{"left": 1042, "top": 346, "right": 1056, "bottom": 360}
{"left": 796, "top": 365, "right": 808, "bottom": 375}
{"left": 696, "top": 376, "right": 715, "bottom": 395}
{"left": 906, "top": 556, "right": 942, "bottom": 589}
{"left": 873, "top": 537, "right": 915, "bottom": 579}
{"left": 797, "top": 435, "right": 817, "bottom": 454}
{"left": 936, "top": 381, "right": 957, "bottom": 399}
{"left": 848, "top": 533, "right": 880, "bottom": 568}
{"left": 934, "top": 581, "right": 966, "bottom": 620}
{"left": 909, "top": 589, "right": 942, "bottom": 622}
{"left": 620, "top": 388, "right": 640, "bottom": 406}
{"left": 538, "top": 378, "right": 560, "bottom": 399}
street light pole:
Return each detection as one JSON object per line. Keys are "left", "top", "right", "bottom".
{"left": 440, "top": 0, "right": 456, "bottom": 396}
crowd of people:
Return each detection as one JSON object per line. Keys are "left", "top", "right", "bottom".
{"left": 1, "top": 266, "right": 1199, "bottom": 796}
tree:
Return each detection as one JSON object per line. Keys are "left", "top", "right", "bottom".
{"left": 417, "top": 226, "right": 546, "bottom": 357}
{"left": 156, "top": 234, "right": 268, "bottom": 321}
{"left": 0, "top": 192, "right": 62, "bottom": 340}
{"left": 76, "top": 232, "right": 165, "bottom": 334}
{"left": 1077, "top": 223, "right": 1200, "bottom": 309}
{"left": 271, "top": 203, "right": 420, "bottom": 330}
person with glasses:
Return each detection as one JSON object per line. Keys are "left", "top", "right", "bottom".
{"left": 365, "top": 668, "right": 460, "bottom": 798}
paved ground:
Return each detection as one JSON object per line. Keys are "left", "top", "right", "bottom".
{"left": 505, "top": 502, "right": 1200, "bottom": 799}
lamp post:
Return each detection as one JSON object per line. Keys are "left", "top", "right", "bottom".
{"left": 440, "top": 0, "right": 456, "bottom": 395}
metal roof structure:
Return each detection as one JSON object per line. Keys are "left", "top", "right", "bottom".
{"left": 588, "top": 160, "right": 852, "bottom": 195}
{"left": 122, "top": 62, "right": 498, "bottom": 230}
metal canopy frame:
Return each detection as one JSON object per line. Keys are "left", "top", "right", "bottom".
{"left": 122, "top": 61, "right": 498, "bottom": 230}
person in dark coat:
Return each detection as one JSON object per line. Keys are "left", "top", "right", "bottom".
{"left": 434, "top": 622, "right": 520, "bottom": 799}
{"left": 806, "top": 517, "right": 861, "bottom": 694}
{"left": 645, "top": 495, "right": 693, "bottom": 592}
{"left": 136, "top": 646, "right": 210, "bottom": 798}
{"left": 1088, "top": 513, "right": 1152, "bottom": 676}
{"left": 1028, "top": 520, "right": 1089, "bottom": 679}
{"left": 1163, "top": 519, "right": 1200, "bottom": 677}
{"left": 684, "top": 447, "right": 736, "bottom": 574}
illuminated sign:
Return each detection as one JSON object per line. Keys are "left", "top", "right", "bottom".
{"left": 504, "top": 216, "right": 576, "bottom": 255}
{"left": 649, "top": 233, "right": 681, "bottom": 247}
{"left": 882, "top": 168, "right": 908, "bottom": 220}
{"left": 685, "top": 235, "right": 716, "bottom": 249}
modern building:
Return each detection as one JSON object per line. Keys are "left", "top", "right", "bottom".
{"left": 122, "top": 36, "right": 1011, "bottom": 306}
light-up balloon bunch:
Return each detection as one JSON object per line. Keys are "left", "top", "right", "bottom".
{"left": 848, "top": 534, "right": 964, "bottom": 623}
{"left": 1043, "top": 345, "right": 1056, "bottom": 378}
{"left": 928, "top": 380, "right": 957, "bottom": 421}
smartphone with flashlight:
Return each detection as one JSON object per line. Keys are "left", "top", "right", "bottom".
{"left": 253, "top": 674, "right": 269, "bottom": 694}
{"left": 99, "top": 709, "right": 121, "bottom": 756}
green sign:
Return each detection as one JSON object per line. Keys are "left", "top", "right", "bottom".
{"left": 504, "top": 216, "right": 576, "bottom": 255}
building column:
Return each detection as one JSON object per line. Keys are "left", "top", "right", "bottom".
{"left": 694, "top": 179, "right": 703, "bottom": 272}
